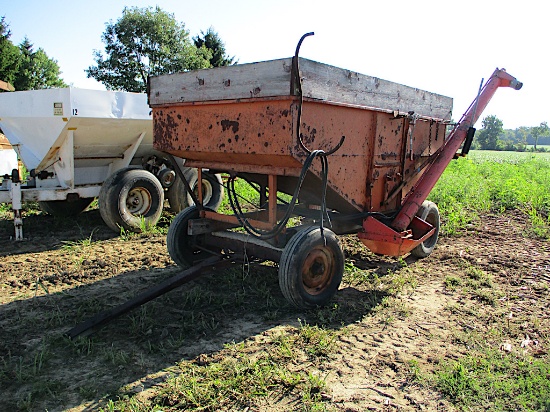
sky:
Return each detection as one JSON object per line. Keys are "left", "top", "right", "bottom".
{"left": 2, "top": 0, "right": 547, "bottom": 129}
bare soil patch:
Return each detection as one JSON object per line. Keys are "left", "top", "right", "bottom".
{"left": 0, "top": 209, "right": 548, "bottom": 411}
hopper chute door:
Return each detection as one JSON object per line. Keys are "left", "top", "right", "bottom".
{"left": 368, "top": 114, "right": 406, "bottom": 212}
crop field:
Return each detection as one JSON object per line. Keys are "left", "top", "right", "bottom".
{"left": 467, "top": 149, "right": 550, "bottom": 163}
{"left": 429, "top": 151, "right": 550, "bottom": 237}
{"left": 0, "top": 151, "right": 549, "bottom": 411}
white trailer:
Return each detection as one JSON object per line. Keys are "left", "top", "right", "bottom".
{"left": 0, "top": 87, "right": 223, "bottom": 239}
{"left": 0, "top": 133, "right": 18, "bottom": 174}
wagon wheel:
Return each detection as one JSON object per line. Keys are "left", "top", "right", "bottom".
{"left": 99, "top": 168, "right": 164, "bottom": 233}
{"left": 278, "top": 226, "right": 344, "bottom": 308}
{"left": 410, "top": 201, "right": 440, "bottom": 258}
{"left": 167, "top": 169, "right": 224, "bottom": 213}
{"left": 167, "top": 206, "right": 219, "bottom": 269}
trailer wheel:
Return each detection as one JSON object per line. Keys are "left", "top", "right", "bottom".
{"left": 167, "top": 206, "right": 217, "bottom": 268}
{"left": 410, "top": 201, "right": 440, "bottom": 258}
{"left": 99, "top": 168, "right": 164, "bottom": 233}
{"left": 278, "top": 226, "right": 344, "bottom": 308}
{"left": 167, "top": 169, "right": 224, "bottom": 213}
{"left": 38, "top": 197, "right": 94, "bottom": 217}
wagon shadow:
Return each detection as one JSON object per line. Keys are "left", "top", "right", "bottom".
{"left": 0, "top": 255, "right": 392, "bottom": 411}
{"left": 0, "top": 209, "right": 132, "bottom": 256}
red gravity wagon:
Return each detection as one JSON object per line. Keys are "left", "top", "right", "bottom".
{"left": 148, "top": 35, "right": 522, "bottom": 309}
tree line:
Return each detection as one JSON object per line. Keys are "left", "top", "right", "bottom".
{"left": 0, "top": 16, "right": 66, "bottom": 90}
{"left": 475, "top": 115, "right": 549, "bottom": 152}
{"left": 0, "top": 6, "right": 235, "bottom": 93}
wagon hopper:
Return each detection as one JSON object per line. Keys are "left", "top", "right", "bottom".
{"left": 149, "top": 41, "right": 522, "bottom": 309}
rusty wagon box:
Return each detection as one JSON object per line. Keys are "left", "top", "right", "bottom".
{"left": 146, "top": 53, "right": 520, "bottom": 310}
{"left": 149, "top": 57, "right": 452, "bottom": 215}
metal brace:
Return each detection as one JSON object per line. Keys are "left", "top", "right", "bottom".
{"left": 407, "top": 111, "right": 419, "bottom": 160}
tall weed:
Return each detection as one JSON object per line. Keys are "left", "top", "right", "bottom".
{"left": 430, "top": 156, "right": 550, "bottom": 237}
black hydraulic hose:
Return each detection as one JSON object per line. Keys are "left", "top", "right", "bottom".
{"left": 228, "top": 148, "right": 324, "bottom": 239}
{"left": 229, "top": 33, "right": 347, "bottom": 241}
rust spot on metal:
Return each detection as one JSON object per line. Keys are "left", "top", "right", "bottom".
{"left": 224, "top": 79, "right": 231, "bottom": 87}
{"left": 153, "top": 111, "right": 180, "bottom": 151}
{"left": 198, "top": 78, "right": 205, "bottom": 86}
{"left": 221, "top": 120, "right": 239, "bottom": 133}
{"left": 250, "top": 87, "right": 261, "bottom": 97}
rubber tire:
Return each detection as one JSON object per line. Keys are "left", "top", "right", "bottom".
{"left": 278, "top": 226, "right": 344, "bottom": 308}
{"left": 99, "top": 168, "right": 164, "bottom": 233}
{"left": 410, "top": 201, "right": 440, "bottom": 258}
{"left": 167, "top": 169, "right": 224, "bottom": 213}
{"left": 167, "top": 206, "right": 212, "bottom": 268}
{"left": 38, "top": 197, "right": 94, "bottom": 217}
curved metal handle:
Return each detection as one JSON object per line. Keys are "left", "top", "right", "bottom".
{"left": 295, "top": 32, "right": 314, "bottom": 58}
{"left": 292, "top": 32, "right": 345, "bottom": 156}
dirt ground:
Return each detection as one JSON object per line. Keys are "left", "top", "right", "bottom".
{"left": 0, "top": 209, "right": 548, "bottom": 411}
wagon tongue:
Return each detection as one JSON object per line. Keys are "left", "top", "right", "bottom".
{"left": 66, "top": 255, "right": 235, "bottom": 339}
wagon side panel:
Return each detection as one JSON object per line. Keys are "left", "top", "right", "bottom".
{"left": 153, "top": 99, "right": 303, "bottom": 174}
{"left": 296, "top": 101, "right": 377, "bottom": 212}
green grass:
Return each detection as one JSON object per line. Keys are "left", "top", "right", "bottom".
{"left": 434, "top": 349, "right": 550, "bottom": 411}
{"left": 218, "top": 177, "right": 261, "bottom": 215}
{"left": 430, "top": 155, "right": 550, "bottom": 236}
{"left": 103, "top": 322, "right": 335, "bottom": 411}
{"left": 0, "top": 200, "right": 41, "bottom": 219}
{"left": 117, "top": 215, "right": 169, "bottom": 240}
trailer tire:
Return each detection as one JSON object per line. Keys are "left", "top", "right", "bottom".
{"left": 167, "top": 206, "right": 217, "bottom": 268}
{"left": 38, "top": 197, "right": 94, "bottom": 217}
{"left": 278, "top": 226, "right": 344, "bottom": 308}
{"left": 99, "top": 168, "right": 164, "bottom": 233}
{"left": 410, "top": 201, "right": 440, "bottom": 258}
{"left": 167, "top": 169, "right": 224, "bottom": 213}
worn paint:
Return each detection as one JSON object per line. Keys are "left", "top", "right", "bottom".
{"left": 152, "top": 96, "right": 450, "bottom": 215}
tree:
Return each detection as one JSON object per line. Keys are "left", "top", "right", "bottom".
{"left": 0, "top": 16, "right": 20, "bottom": 85}
{"left": 193, "top": 27, "right": 236, "bottom": 68}
{"left": 86, "top": 6, "right": 212, "bottom": 92}
{"left": 13, "top": 38, "right": 66, "bottom": 90}
{"left": 1, "top": 17, "right": 66, "bottom": 91}
{"left": 476, "top": 115, "right": 503, "bottom": 150}
{"left": 530, "top": 121, "right": 549, "bottom": 150}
